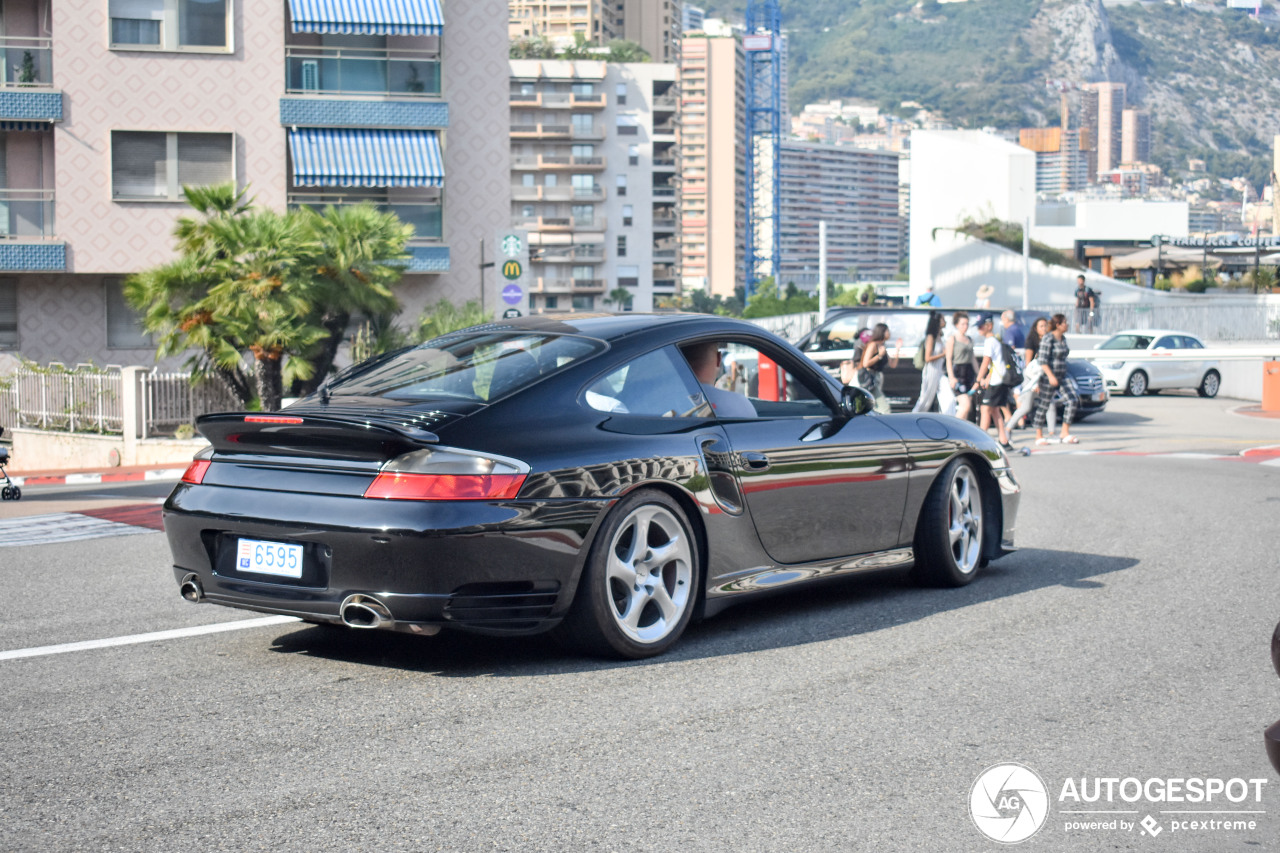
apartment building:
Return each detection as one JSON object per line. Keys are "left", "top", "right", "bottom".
{"left": 508, "top": 0, "right": 681, "bottom": 63}
{"left": 1019, "top": 127, "right": 1091, "bottom": 194}
{"left": 1120, "top": 107, "right": 1151, "bottom": 165}
{"left": 1, "top": 0, "right": 509, "bottom": 366}
{"left": 1083, "top": 82, "right": 1126, "bottom": 179}
{"left": 775, "top": 141, "right": 901, "bottom": 287}
{"left": 509, "top": 58, "right": 678, "bottom": 312}
{"left": 679, "top": 33, "right": 743, "bottom": 299}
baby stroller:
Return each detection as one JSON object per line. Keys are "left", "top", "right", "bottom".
{"left": 0, "top": 425, "right": 19, "bottom": 501}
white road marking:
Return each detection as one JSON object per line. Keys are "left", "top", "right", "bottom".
{"left": 0, "top": 512, "right": 154, "bottom": 547}
{"left": 0, "top": 615, "right": 301, "bottom": 662}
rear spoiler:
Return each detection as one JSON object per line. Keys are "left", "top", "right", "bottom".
{"left": 197, "top": 411, "right": 439, "bottom": 462}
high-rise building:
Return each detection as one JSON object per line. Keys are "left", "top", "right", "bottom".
{"left": 1121, "top": 107, "right": 1151, "bottom": 165}
{"left": 775, "top": 141, "right": 901, "bottom": 287}
{"left": 1, "top": 0, "right": 509, "bottom": 366}
{"left": 1083, "top": 82, "right": 1125, "bottom": 178}
{"left": 509, "top": 0, "right": 681, "bottom": 63}
{"left": 1018, "top": 127, "right": 1091, "bottom": 193}
{"left": 510, "top": 59, "right": 678, "bottom": 313}
{"left": 679, "top": 33, "right": 744, "bottom": 299}
{"left": 682, "top": 4, "right": 705, "bottom": 32}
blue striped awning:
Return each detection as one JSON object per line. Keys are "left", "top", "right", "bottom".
{"left": 288, "top": 128, "right": 445, "bottom": 188}
{"left": 287, "top": 0, "right": 444, "bottom": 35}
{"left": 0, "top": 121, "right": 50, "bottom": 131}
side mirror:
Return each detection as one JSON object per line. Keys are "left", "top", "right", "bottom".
{"left": 839, "top": 384, "right": 876, "bottom": 419}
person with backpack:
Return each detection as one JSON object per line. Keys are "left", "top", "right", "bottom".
{"left": 914, "top": 283, "right": 942, "bottom": 308}
{"left": 975, "top": 314, "right": 1014, "bottom": 449}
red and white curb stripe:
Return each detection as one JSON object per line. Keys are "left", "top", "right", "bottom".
{"left": 1027, "top": 444, "right": 1280, "bottom": 466}
{"left": 6, "top": 467, "right": 186, "bottom": 487}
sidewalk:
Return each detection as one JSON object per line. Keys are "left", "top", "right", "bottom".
{"left": 3, "top": 462, "right": 189, "bottom": 488}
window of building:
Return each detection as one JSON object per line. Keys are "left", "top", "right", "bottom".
{"left": 572, "top": 82, "right": 594, "bottom": 96}
{"left": 616, "top": 235, "right": 626, "bottom": 257}
{"left": 571, "top": 174, "right": 594, "bottom": 197}
{"left": 521, "top": 174, "right": 536, "bottom": 188}
{"left": 615, "top": 82, "right": 627, "bottom": 105}
{"left": 521, "top": 204, "right": 535, "bottom": 218}
{"left": 544, "top": 295, "right": 558, "bottom": 310}
{"left": 572, "top": 295, "right": 594, "bottom": 311}
{"left": 615, "top": 174, "right": 626, "bottom": 196}
{"left": 0, "top": 278, "right": 17, "bottom": 348}
{"left": 622, "top": 204, "right": 633, "bottom": 227}
{"left": 111, "top": 131, "right": 233, "bottom": 201}
{"left": 616, "top": 115, "right": 639, "bottom": 136}
{"left": 571, "top": 204, "right": 593, "bottom": 226}
{"left": 109, "top": 0, "right": 230, "bottom": 51}
{"left": 572, "top": 113, "right": 594, "bottom": 133}
{"left": 572, "top": 265, "right": 594, "bottom": 281}
{"left": 544, "top": 173, "right": 557, "bottom": 187}
{"left": 105, "top": 278, "right": 151, "bottom": 348}
{"left": 571, "top": 144, "right": 594, "bottom": 159}
{"left": 521, "top": 82, "right": 535, "bottom": 95}
{"left": 617, "top": 264, "right": 638, "bottom": 287}
{"left": 628, "top": 144, "right": 639, "bottom": 166}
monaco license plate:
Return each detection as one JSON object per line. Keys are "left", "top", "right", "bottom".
{"left": 236, "top": 538, "right": 304, "bottom": 578}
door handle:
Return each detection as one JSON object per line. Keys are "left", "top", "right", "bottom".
{"left": 741, "top": 451, "right": 771, "bottom": 472}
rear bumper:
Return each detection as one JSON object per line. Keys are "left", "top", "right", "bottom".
{"left": 163, "top": 482, "right": 604, "bottom": 635}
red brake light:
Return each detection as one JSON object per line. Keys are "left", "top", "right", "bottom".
{"left": 245, "top": 415, "right": 303, "bottom": 424}
{"left": 181, "top": 459, "right": 211, "bottom": 485}
{"left": 363, "top": 472, "right": 526, "bottom": 501}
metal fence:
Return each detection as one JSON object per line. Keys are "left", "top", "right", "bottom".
{"left": 0, "top": 366, "right": 241, "bottom": 437}
{"left": 1, "top": 366, "right": 123, "bottom": 432}
{"left": 747, "top": 303, "right": 1280, "bottom": 345}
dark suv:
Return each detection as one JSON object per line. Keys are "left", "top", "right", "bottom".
{"left": 794, "top": 306, "right": 1108, "bottom": 420}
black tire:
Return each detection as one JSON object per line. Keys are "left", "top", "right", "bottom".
{"left": 9, "top": 486, "right": 18, "bottom": 501}
{"left": 1125, "top": 370, "right": 1148, "bottom": 397}
{"left": 560, "top": 489, "right": 700, "bottom": 659}
{"left": 912, "top": 458, "right": 986, "bottom": 588}
{"left": 1197, "top": 369, "right": 1220, "bottom": 398}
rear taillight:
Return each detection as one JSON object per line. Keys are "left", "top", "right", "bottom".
{"left": 362, "top": 447, "right": 529, "bottom": 501}
{"left": 181, "top": 459, "right": 211, "bottom": 485}
{"left": 245, "top": 415, "right": 303, "bottom": 424}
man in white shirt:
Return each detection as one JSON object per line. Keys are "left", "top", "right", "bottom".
{"left": 681, "top": 342, "right": 757, "bottom": 418}
{"left": 975, "top": 315, "right": 1012, "bottom": 448}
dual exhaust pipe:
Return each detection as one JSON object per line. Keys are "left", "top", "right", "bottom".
{"left": 178, "top": 576, "right": 393, "bottom": 630}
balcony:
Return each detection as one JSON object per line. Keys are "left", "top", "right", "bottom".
{"left": 652, "top": 94, "right": 678, "bottom": 111}
{"left": 285, "top": 46, "right": 441, "bottom": 98}
{"left": 510, "top": 123, "right": 573, "bottom": 139}
{"left": 534, "top": 276, "right": 604, "bottom": 293}
{"left": 1, "top": 37, "right": 53, "bottom": 88}
{"left": 1, "top": 189, "right": 55, "bottom": 239}
{"left": 653, "top": 157, "right": 677, "bottom": 170}
{"left": 289, "top": 193, "right": 442, "bottom": 243}
{"left": 652, "top": 217, "right": 677, "bottom": 231}
{"left": 652, "top": 186, "right": 677, "bottom": 198}
{"left": 511, "top": 185, "right": 604, "bottom": 202}
{"left": 535, "top": 154, "right": 607, "bottom": 170}
{"left": 535, "top": 245, "right": 605, "bottom": 264}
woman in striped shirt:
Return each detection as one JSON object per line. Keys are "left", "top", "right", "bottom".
{"left": 1032, "top": 313, "right": 1079, "bottom": 445}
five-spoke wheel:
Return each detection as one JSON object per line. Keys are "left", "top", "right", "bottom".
{"left": 562, "top": 489, "right": 700, "bottom": 659}
{"left": 913, "top": 459, "right": 985, "bottom": 587}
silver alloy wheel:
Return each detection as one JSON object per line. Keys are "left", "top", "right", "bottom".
{"left": 604, "top": 504, "right": 694, "bottom": 644}
{"left": 947, "top": 464, "right": 983, "bottom": 575}
{"left": 1202, "top": 371, "right": 1220, "bottom": 397}
{"left": 1127, "top": 370, "right": 1147, "bottom": 396}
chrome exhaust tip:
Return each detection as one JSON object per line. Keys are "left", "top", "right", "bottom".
{"left": 339, "top": 594, "right": 393, "bottom": 629}
{"left": 179, "top": 573, "right": 204, "bottom": 603}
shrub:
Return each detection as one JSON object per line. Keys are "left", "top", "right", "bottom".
{"left": 1184, "top": 278, "right": 1207, "bottom": 293}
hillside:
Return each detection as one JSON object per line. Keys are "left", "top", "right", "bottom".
{"left": 700, "top": 0, "right": 1280, "bottom": 191}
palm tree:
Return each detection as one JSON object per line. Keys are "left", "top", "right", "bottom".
{"left": 414, "top": 298, "right": 491, "bottom": 343}
{"left": 603, "top": 286, "right": 633, "bottom": 311}
{"left": 289, "top": 203, "right": 410, "bottom": 396}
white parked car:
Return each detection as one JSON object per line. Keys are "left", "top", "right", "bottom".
{"left": 1095, "top": 330, "right": 1221, "bottom": 398}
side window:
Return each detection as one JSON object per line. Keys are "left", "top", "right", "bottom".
{"left": 1180, "top": 336, "right": 1203, "bottom": 349}
{"left": 583, "top": 347, "right": 709, "bottom": 417}
{"left": 1154, "top": 336, "right": 1177, "bottom": 349}
{"left": 688, "top": 341, "right": 830, "bottom": 419}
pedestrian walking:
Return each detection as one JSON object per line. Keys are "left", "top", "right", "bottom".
{"left": 1074, "top": 275, "right": 1093, "bottom": 334}
{"left": 912, "top": 311, "right": 947, "bottom": 413}
{"left": 945, "top": 311, "right": 979, "bottom": 422}
{"left": 1009, "top": 315, "right": 1056, "bottom": 434}
{"left": 859, "top": 322, "right": 902, "bottom": 414}
{"left": 975, "top": 284, "right": 994, "bottom": 310}
{"left": 914, "top": 283, "right": 942, "bottom": 308}
{"left": 1032, "top": 313, "right": 1080, "bottom": 446}
{"left": 974, "top": 315, "right": 1013, "bottom": 448}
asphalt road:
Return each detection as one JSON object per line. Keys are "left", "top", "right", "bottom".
{"left": 1, "top": 395, "right": 1278, "bottom": 852}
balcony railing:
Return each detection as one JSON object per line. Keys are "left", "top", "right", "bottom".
{"left": 652, "top": 186, "right": 677, "bottom": 198}
{"left": 0, "top": 189, "right": 55, "bottom": 239}
{"left": 652, "top": 95, "right": 678, "bottom": 110}
{"left": 289, "top": 194, "right": 442, "bottom": 242}
{"left": 511, "top": 185, "right": 603, "bottom": 202}
{"left": 652, "top": 217, "right": 677, "bottom": 230}
{"left": 285, "top": 46, "right": 441, "bottom": 97}
{"left": 1, "top": 37, "right": 53, "bottom": 88}
{"left": 534, "top": 276, "right": 604, "bottom": 293}
{"left": 510, "top": 123, "right": 573, "bottom": 137}
{"left": 536, "top": 245, "right": 605, "bottom": 263}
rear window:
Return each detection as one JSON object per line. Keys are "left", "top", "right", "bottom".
{"left": 326, "top": 331, "right": 604, "bottom": 403}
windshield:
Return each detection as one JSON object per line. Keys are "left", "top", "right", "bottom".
{"left": 1099, "top": 334, "right": 1153, "bottom": 350}
{"left": 802, "top": 312, "right": 930, "bottom": 353}
{"left": 327, "top": 331, "right": 604, "bottom": 402}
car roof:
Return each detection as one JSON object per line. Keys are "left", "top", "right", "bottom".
{"left": 466, "top": 312, "right": 769, "bottom": 342}
{"left": 1107, "top": 329, "right": 1201, "bottom": 339}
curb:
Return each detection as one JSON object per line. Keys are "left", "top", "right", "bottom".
{"left": 7, "top": 467, "right": 188, "bottom": 488}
